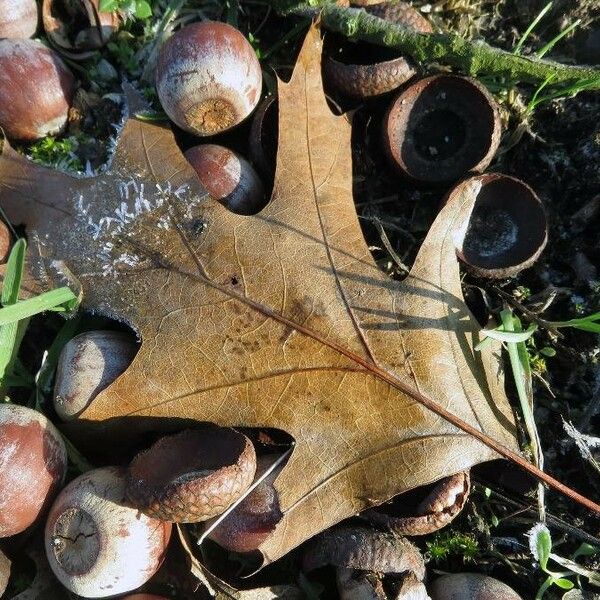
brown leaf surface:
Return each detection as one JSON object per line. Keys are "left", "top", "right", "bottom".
{"left": 0, "top": 25, "right": 518, "bottom": 564}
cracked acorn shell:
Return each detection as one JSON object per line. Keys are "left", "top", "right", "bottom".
{"left": 156, "top": 21, "right": 262, "bottom": 136}
{"left": 185, "top": 144, "right": 266, "bottom": 215}
{"left": 0, "top": 404, "right": 67, "bottom": 538}
{"left": 45, "top": 466, "right": 172, "bottom": 599}
{"left": 383, "top": 74, "right": 501, "bottom": 184}
{"left": 449, "top": 173, "right": 548, "bottom": 279}
{"left": 0, "top": 39, "right": 76, "bottom": 141}
{"left": 126, "top": 427, "right": 257, "bottom": 522}
{"left": 324, "top": 2, "right": 432, "bottom": 98}
{"left": 43, "top": 0, "right": 119, "bottom": 60}
{"left": 0, "top": 0, "right": 38, "bottom": 39}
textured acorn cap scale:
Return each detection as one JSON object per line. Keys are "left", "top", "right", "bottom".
{"left": 126, "top": 427, "right": 257, "bottom": 522}
{"left": 324, "top": 1, "right": 432, "bottom": 98}
{"left": 450, "top": 173, "right": 548, "bottom": 278}
{"left": 383, "top": 74, "right": 501, "bottom": 183}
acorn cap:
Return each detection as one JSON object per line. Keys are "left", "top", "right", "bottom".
{"left": 324, "top": 2, "right": 431, "bottom": 98}
{"left": 126, "top": 427, "right": 257, "bottom": 522}
{"left": 450, "top": 173, "right": 548, "bottom": 279}
{"left": 383, "top": 74, "right": 501, "bottom": 184}
{"left": 364, "top": 471, "right": 470, "bottom": 536}
{"left": 43, "top": 0, "right": 119, "bottom": 60}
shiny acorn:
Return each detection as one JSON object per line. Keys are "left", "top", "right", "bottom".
{"left": 156, "top": 21, "right": 262, "bottom": 136}
{"left": 324, "top": 1, "right": 432, "bottom": 98}
{"left": 185, "top": 144, "right": 267, "bottom": 215}
{"left": 126, "top": 426, "right": 257, "bottom": 523}
{"left": 449, "top": 173, "right": 548, "bottom": 278}
{"left": 0, "top": 0, "right": 38, "bottom": 39}
{"left": 0, "top": 39, "right": 76, "bottom": 141}
{"left": 45, "top": 466, "right": 172, "bottom": 598}
{"left": 43, "top": 0, "right": 119, "bottom": 59}
{"left": 54, "top": 330, "right": 138, "bottom": 421}
{"left": 0, "top": 404, "right": 67, "bottom": 538}
{"left": 383, "top": 74, "right": 501, "bottom": 184}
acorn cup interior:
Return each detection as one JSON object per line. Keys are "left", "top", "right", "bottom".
{"left": 384, "top": 75, "right": 501, "bottom": 183}
{"left": 452, "top": 173, "right": 548, "bottom": 278}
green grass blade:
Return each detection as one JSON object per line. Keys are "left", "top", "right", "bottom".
{"left": 0, "top": 287, "right": 77, "bottom": 326}
{"left": 1, "top": 238, "right": 26, "bottom": 305}
{"left": 0, "top": 239, "right": 27, "bottom": 386}
{"left": 513, "top": 1, "right": 552, "bottom": 55}
{"left": 480, "top": 323, "right": 538, "bottom": 344}
{"left": 536, "top": 19, "right": 581, "bottom": 58}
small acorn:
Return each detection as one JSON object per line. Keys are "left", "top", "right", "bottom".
{"left": 122, "top": 594, "right": 169, "bottom": 600}
{"left": 0, "top": 404, "right": 67, "bottom": 538}
{"left": 0, "top": 548, "right": 11, "bottom": 597}
{"left": 324, "top": 2, "right": 432, "bottom": 98}
{"left": 0, "top": 0, "right": 39, "bottom": 39}
{"left": 43, "top": 0, "right": 119, "bottom": 59}
{"left": 45, "top": 466, "right": 172, "bottom": 598}
{"left": 156, "top": 21, "right": 262, "bottom": 136}
{"left": 126, "top": 426, "right": 257, "bottom": 523}
{"left": 429, "top": 573, "right": 523, "bottom": 600}
{"left": 54, "top": 330, "right": 138, "bottom": 421}
{"left": 449, "top": 173, "right": 548, "bottom": 278}
{"left": 184, "top": 144, "right": 267, "bottom": 215}
{"left": 0, "top": 221, "right": 11, "bottom": 264}
{"left": 383, "top": 74, "right": 501, "bottom": 184}
{"left": 0, "top": 39, "right": 76, "bottom": 141}
{"left": 207, "top": 454, "right": 284, "bottom": 553}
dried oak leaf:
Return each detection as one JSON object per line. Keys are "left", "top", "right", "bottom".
{"left": 0, "top": 25, "right": 518, "bottom": 565}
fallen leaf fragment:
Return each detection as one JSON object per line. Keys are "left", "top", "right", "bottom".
{"left": 0, "top": 24, "right": 518, "bottom": 565}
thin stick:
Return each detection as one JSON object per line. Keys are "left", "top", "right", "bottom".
{"left": 197, "top": 446, "right": 294, "bottom": 545}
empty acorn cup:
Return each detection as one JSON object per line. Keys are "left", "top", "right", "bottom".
{"left": 126, "top": 426, "right": 257, "bottom": 522}
{"left": 383, "top": 74, "right": 501, "bottom": 183}
{"left": 450, "top": 173, "right": 548, "bottom": 279}
{"left": 324, "top": 1, "right": 432, "bottom": 98}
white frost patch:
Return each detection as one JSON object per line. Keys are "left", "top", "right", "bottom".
{"left": 75, "top": 178, "right": 199, "bottom": 277}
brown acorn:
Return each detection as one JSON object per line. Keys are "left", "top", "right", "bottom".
{"left": 126, "top": 427, "right": 257, "bottom": 523}
{"left": 0, "top": 404, "right": 67, "bottom": 538}
{"left": 324, "top": 1, "right": 432, "bottom": 98}
{"left": 449, "top": 173, "right": 548, "bottom": 278}
{"left": 156, "top": 21, "right": 262, "bottom": 136}
{"left": 54, "top": 330, "right": 138, "bottom": 421}
{"left": 429, "top": 573, "right": 523, "bottom": 600}
{"left": 0, "top": 39, "right": 76, "bottom": 141}
{"left": 0, "top": 0, "right": 38, "bottom": 39}
{"left": 185, "top": 144, "right": 267, "bottom": 215}
{"left": 383, "top": 74, "right": 501, "bottom": 184}
{"left": 0, "top": 221, "right": 11, "bottom": 264}
{"left": 43, "top": 0, "right": 119, "bottom": 59}
{"left": 206, "top": 454, "right": 284, "bottom": 553}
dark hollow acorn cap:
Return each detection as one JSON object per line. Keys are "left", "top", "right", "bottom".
{"left": 323, "top": 1, "right": 431, "bottom": 98}
{"left": 126, "top": 426, "right": 257, "bottom": 523}
{"left": 249, "top": 94, "right": 278, "bottom": 179}
{"left": 449, "top": 173, "right": 548, "bottom": 279}
{"left": 383, "top": 74, "right": 501, "bottom": 184}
